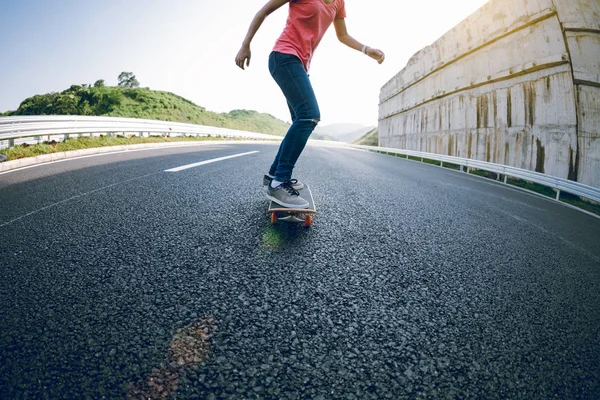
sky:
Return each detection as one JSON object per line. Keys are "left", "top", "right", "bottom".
{"left": 0, "top": 0, "right": 489, "bottom": 126}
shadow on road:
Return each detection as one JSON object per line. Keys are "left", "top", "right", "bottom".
{"left": 248, "top": 200, "right": 315, "bottom": 252}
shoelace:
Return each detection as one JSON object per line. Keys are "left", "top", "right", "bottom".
{"left": 280, "top": 181, "right": 300, "bottom": 196}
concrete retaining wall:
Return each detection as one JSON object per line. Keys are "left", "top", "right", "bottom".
{"left": 379, "top": 0, "right": 600, "bottom": 189}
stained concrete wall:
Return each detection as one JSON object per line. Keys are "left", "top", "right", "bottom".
{"left": 379, "top": 0, "right": 600, "bottom": 189}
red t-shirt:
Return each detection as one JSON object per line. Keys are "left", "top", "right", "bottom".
{"left": 273, "top": 0, "right": 346, "bottom": 72}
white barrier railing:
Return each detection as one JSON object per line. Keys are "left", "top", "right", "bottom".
{"left": 352, "top": 145, "right": 600, "bottom": 205}
{"left": 1, "top": 117, "right": 597, "bottom": 206}
{"left": 0, "top": 115, "right": 282, "bottom": 148}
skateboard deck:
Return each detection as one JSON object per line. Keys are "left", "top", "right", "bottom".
{"left": 268, "top": 184, "right": 316, "bottom": 227}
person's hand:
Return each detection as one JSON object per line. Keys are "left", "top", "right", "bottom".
{"left": 366, "top": 47, "right": 385, "bottom": 64}
{"left": 235, "top": 45, "right": 251, "bottom": 70}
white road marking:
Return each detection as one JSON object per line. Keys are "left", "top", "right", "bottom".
{"left": 0, "top": 150, "right": 260, "bottom": 227}
{"left": 0, "top": 142, "right": 266, "bottom": 176}
{"left": 164, "top": 151, "right": 259, "bottom": 172}
{"left": 0, "top": 172, "right": 160, "bottom": 228}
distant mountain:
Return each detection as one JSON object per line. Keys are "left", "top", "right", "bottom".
{"left": 312, "top": 123, "right": 376, "bottom": 142}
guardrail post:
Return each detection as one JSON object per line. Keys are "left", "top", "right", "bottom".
{"left": 556, "top": 190, "right": 561, "bottom": 201}
{"left": 504, "top": 175, "right": 508, "bottom": 184}
{"left": 8, "top": 138, "right": 14, "bottom": 148}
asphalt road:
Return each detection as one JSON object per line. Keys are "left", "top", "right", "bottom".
{"left": 1, "top": 142, "right": 599, "bottom": 399}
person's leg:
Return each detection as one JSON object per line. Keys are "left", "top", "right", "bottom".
{"left": 268, "top": 100, "right": 296, "bottom": 177}
{"left": 268, "top": 52, "right": 320, "bottom": 182}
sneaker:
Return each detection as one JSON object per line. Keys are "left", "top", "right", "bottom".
{"left": 263, "top": 175, "right": 304, "bottom": 190}
{"left": 266, "top": 181, "right": 309, "bottom": 209}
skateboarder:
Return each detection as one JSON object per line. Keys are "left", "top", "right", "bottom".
{"left": 235, "top": 0, "right": 385, "bottom": 208}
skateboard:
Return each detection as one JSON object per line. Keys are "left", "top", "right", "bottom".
{"left": 268, "top": 184, "right": 316, "bottom": 227}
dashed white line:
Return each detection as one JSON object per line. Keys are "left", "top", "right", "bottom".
{"left": 164, "top": 151, "right": 259, "bottom": 172}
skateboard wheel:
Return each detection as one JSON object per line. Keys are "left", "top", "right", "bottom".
{"left": 270, "top": 212, "right": 278, "bottom": 224}
{"left": 304, "top": 215, "right": 313, "bottom": 227}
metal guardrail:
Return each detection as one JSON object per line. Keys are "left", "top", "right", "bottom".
{"left": 352, "top": 145, "right": 600, "bottom": 204}
{"left": 0, "top": 115, "right": 282, "bottom": 148}
{"left": 1, "top": 117, "right": 597, "bottom": 206}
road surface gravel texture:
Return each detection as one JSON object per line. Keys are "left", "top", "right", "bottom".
{"left": 0, "top": 143, "right": 598, "bottom": 399}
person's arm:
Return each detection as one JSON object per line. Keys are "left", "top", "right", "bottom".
{"left": 235, "top": 0, "right": 291, "bottom": 70}
{"left": 333, "top": 19, "right": 385, "bottom": 64}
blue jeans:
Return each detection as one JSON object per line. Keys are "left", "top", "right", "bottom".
{"left": 268, "top": 51, "right": 320, "bottom": 182}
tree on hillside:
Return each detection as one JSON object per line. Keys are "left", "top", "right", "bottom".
{"left": 53, "top": 94, "right": 79, "bottom": 115}
{"left": 64, "top": 85, "right": 84, "bottom": 94}
{"left": 94, "top": 91, "right": 123, "bottom": 114}
{"left": 118, "top": 72, "right": 140, "bottom": 89}
{"left": 16, "top": 93, "right": 59, "bottom": 115}
{"left": 94, "top": 79, "right": 105, "bottom": 88}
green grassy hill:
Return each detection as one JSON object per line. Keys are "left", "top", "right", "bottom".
{"left": 1, "top": 85, "right": 290, "bottom": 136}
{"left": 352, "top": 128, "right": 378, "bottom": 146}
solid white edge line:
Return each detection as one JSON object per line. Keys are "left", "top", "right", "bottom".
{"left": 164, "top": 151, "right": 260, "bottom": 172}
